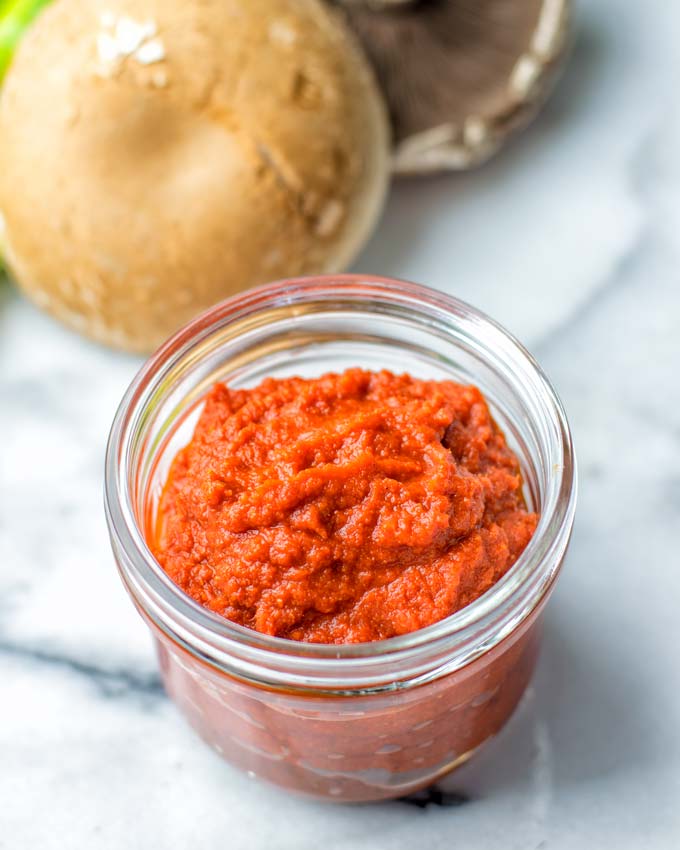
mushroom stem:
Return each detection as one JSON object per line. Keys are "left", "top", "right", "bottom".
{"left": 0, "top": 0, "right": 51, "bottom": 82}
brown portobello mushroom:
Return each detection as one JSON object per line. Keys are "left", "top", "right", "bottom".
{"left": 0, "top": 0, "right": 389, "bottom": 352}
{"left": 336, "top": 0, "right": 572, "bottom": 175}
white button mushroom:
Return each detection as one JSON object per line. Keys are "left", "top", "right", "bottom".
{"left": 0, "top": 0, "right": 390, "bottom": 351}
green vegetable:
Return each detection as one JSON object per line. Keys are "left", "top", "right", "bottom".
{"left": 0, "top": 0, "right": 51, "bottom": 83}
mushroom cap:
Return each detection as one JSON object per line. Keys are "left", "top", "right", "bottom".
{"left": 0, "top": 0, "right": 389, "bottom": 352}
{"left": 338, "top": 0, "right": 571, "bottom": 175}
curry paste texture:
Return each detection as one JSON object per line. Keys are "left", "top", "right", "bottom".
{"left": 154, "top": 369, "right": 538, "bottom": 643}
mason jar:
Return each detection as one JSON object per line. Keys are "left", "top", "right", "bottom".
{"left": 104, "top": 275, "right": 576, "bottom": 802}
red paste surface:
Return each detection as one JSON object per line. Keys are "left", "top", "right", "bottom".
{"left": 154, "top": 369, "right": 538, "bottom": 644}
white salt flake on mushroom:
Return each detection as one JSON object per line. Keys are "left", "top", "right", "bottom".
{"left": 134, "top": 37, "right": 165, "bottom": 65}
{"left": 96, "top": 31, "right": 121, "bottom": 64}
{"left": 113, "top": 15, "right": 156, "bottom": 55}
{"left": 96, "top": 11, "right": 160, "bottom": 72}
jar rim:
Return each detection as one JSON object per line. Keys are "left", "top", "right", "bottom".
{"left": 104, "top": 275, "right": 577, "bottom": 689}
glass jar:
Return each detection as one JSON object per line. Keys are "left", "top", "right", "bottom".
{"left": 104, "top": 275, "right": 576, "bottom": 802}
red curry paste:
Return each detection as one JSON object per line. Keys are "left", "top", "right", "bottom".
{"left": 154, "top": 369, "right": 537, "bottom": 643}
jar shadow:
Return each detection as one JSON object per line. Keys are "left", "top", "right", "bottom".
{"left": 434, "top": 611, "right": 652, "bottom": 802}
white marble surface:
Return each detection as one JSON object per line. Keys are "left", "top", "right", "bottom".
{"left": 2, "top": 1, "right": 680, "bottom": 846}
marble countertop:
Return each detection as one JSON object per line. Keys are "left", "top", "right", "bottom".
{"left": 2, "top": 1, "right": 679, "bottom": 847}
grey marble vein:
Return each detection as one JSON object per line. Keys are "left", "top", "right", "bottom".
{"left": 0, "top": 641, "right": 164, "bottom": 699}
